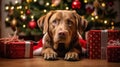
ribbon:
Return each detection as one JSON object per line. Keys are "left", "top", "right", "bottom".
{"left": 101, "top": 30, "right": 108, "bottom": 59}
{"left": 24, "top": 41, "right": 31, "bottom": 58}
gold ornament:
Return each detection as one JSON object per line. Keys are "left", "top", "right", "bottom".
{"left": 51, "top": 4, "right": 56, "bottom": 7}
{"left": 93, "top": 0, "right": 100, "bottom": 8}
{"left": 11, "top": 18, "right": 17, "bottom": 27}
{"left": 26, "top": 0, "right": 32, "bottom": 3}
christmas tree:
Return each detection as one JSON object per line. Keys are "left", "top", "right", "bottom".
{"left": 5, "top": 0, "right": 117, "bottom": 36}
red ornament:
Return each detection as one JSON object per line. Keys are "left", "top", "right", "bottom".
{"left": 72, "top": 0, "right": 81, "bottom": 9}
{"left": 28, "top": 20, "right": 37, "bottom": 29}
{"left": 26, "top": 9, "right": 31, "bottom": 15}
{"left": 86, "top": 4, "right": 94, "bottom": 14}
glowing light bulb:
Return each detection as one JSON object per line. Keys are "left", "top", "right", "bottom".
{"left": 25, "top": 6, "right": 28, "bottom": 9}
{"left": 111, "top": 22, "right": 114, "bottom": 25}
{"left": 20, "top": 11, "right": 24, "bottom": 14}
{"left": 91, "top": 17, "right": 94, "bottom": 20}
{"left": 43, "top": 9, "right": 47, "bottom": 13}
{"left": 11, "top": 6, "right": 14, "bottom": 10}
{"left": 84, "top": 0, "right": 88, "bottom": 3}
{"left": 31, "top": 15, "right": 34, "bottom": 19}
{"left": 5, "top": 6, "right": 9, "bottom": 10}
{"left": 15, "top": 0, "right": 18, "bottom": 4}
{"left": 5, "top": 17, "right": 9, "bottom": 22}
{"left": 33, "top": 0, "right": 37, "bottom": 2}
{"left": 104, "top": 20, "right": 107, "bottom": 24}
{"left": 46, "top": 2, "right": 50, "bottom": 6}
{"left": 101, "top": 3, "right": 106, "bottom": 7}
{"left": 95, "top": 16, "right": 98, "bottom": 19}
{"left": 23, "top": 24, "right": 26, "bottom": 28}
{"left": 66, "top": 7, "right": 69, "bottom": 10}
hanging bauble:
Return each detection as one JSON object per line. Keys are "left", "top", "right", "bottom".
{"left": 93, "top": 0, "right": 100, "bottom": 8}
{"left": 11, "top": 18, "right": 17, "bottom": 27}
{"left": 108, "top": 1, "right": 114, "bottom": 7}
{"left": 72, "top": 0, "right": 81, "bottom": 9}
{"left": 52, "top": 0, "right": 61, "bottom": 6}
{"left": 39, "top": 0, "right": 44, "bottom": 5}
{"left": 28, "top": 20, "right": 37, "bottom": 29}
{"left": 26, "top": 9, "right": 31, "bottom": 15}
{"left": 26, "top": 0, "right": 32, "bottom": 3}
{"left": 86, "top": 4, "right": 94, "bottom": 14}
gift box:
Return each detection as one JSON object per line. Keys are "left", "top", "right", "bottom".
{"left": 107, "top": 46, "right": 120, "bottom": 62}
{"left": 87, "top": 30, "right": 120, "bottom": 59}
{"left": 107, "top": 40, "right": 120, "bottom": 62}
{"left": 0, "top": 41, "right": 33, "bottom": 58}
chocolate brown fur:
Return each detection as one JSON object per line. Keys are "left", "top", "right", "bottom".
{"left": 37, "top": 10, "right": 87, "bottom": 61}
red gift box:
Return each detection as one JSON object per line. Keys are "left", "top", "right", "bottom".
{"left": 0, "top": 41, "right": 33, "bottom": 58}
{"left": 87, "top": 30, "right": 120, "bottom": 59}
{"left": 107, "top": 45, "right": 120, "bottom": 62}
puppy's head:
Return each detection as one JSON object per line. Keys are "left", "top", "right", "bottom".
{"left": 37, "top": 10, "right": 87, "bottom": 49}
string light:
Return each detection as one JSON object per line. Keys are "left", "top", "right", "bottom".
{"left": 15, "top": 0, "right": 18, "bottom": 4}
{"left": 17, "top": 6, "right": 22, "bottom": 9}
{"left": 23, "top": 24, "right": 26, "bottom": 28}
{"left": 91, "top": 12, "right": 94, "bottom": 16}
{"left": 5, "top": 17, "right": 9, "bottom": 22}
{"left": 25, "top": 6, "right": 28, "bottom": 9}
{"left": 91, "top": 17, "right": 95, "bottom": 21}
{"left": 31, "top": 15, "right": 34, "bottom": 19}
{"left": 101, "top": 3, "right": 106, "bottom": 7}
{"left": 104, "top": 20, "right": 107, "bottom": 24}
{"left": 111, "top": 22, "right": 114, "bottom": 25}
{"left": 65, "top": 7, "right": 69, "bottom": 10}
{"left": 20, "top": 11, "right": 24, "bottom": 14}
{"left": 95, "top": 16, "right": 98, "bottom": 19}
{"left": 11, "top": 6, "right": 14, "bottom": 10}
{"left": 5, "top": 6, "right": 9, "bottom": 10}
{"left": 43, "top": 9, "right": 47, "bottom": 13}
{"left": 19, "top": 6, "right": 22, "bottom": 9}
{"left": 21, "top": 14, "right": 26, "bottom": 20}
{"left": 46, "top": 2, "right": 50, "bottom": 6}
{"left": 33, "top": 0, "right": 37, "bottom": 2}
{"left": 84, "top": 0, "right": 88, "bottom": 3}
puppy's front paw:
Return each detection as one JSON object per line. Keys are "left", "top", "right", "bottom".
{"left": 64, "top": 52, "right": 79, "bottom": 61}
{"left": 42, "top": 48, "right": 57, "bottom": 60}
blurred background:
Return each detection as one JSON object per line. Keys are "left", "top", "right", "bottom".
{"left": 0, "top": 0, "right": 120, "bottom": 40}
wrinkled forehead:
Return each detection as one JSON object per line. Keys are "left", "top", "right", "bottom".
{"left": 50, "top": 11, "right": 75, "bottom": 20}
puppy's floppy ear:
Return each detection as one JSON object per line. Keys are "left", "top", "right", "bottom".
{"left": 73, "top": 11, "right": 88, "bottom": 35}
{"left": 37, "top": 15, "right": 46, "bottom": 31}
{"left": 37, "top": 11, "right": 55, "bottom": 34}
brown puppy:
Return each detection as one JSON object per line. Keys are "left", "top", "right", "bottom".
{"left": 37, "top": 10, "right": 87, "bottom": 61}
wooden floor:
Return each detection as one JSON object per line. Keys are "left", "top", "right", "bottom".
{"left": 0, "top": 56, "right": 120, "bottom": 67}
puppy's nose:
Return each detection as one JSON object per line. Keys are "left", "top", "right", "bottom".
{"left": 58, "top": 31, "right": 66, "bottom": 36}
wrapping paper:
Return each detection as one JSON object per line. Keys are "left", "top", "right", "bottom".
{"left": 87, "top": 30, "right": 120, "bottom": 59}
{"left": 107, "top": 45, "right": 120, "bottom": 62}
{"left": 0, "top": 41, "right": 33, "bottom": 58}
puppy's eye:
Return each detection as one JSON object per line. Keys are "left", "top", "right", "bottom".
{"left": 67, "top": 20, "right": 73, "bottom": 27}
{"left": 52, "top": 20, "right": 58, "bottom": 26}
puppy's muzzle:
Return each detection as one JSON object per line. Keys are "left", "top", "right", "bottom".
{"left": 58, "top": 31, "right": 67, "bottom": 40}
